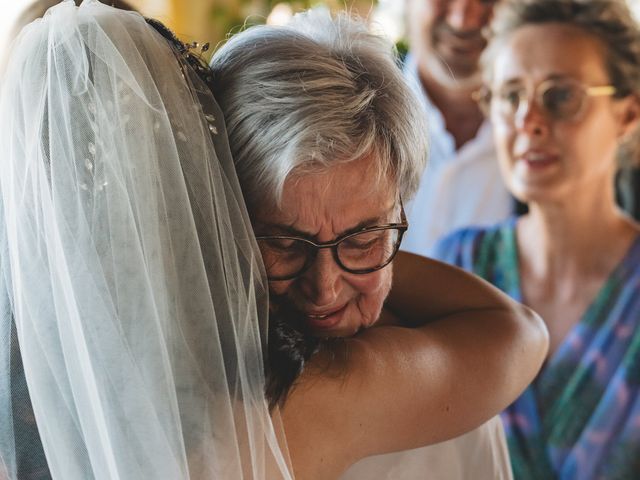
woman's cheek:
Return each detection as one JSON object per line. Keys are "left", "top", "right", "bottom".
{"left": 353, "top": 268, "right": 393, "bottom": 327}
{"left": 350, "top": 269, "right": 388, "bottom": 296}
{"left": 268, "top": 279, "right": 293, "bottom": 296}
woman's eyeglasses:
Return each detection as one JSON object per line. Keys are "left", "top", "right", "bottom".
{"left": 256, "top": 204, "right": 408, "bottom": 281}
{"left": 474, "top": 78, "right": 617, "bottom": 123}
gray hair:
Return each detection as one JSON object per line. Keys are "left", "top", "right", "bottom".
{"left": 210, "top": 8, "right": 428, "bottom": 208}
{"left": 482, "top": 0, "right": 640, "bottom": 166}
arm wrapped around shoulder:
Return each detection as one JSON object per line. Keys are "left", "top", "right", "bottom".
{"left": 380, "top": 251, "right": 549, "bottom": 439}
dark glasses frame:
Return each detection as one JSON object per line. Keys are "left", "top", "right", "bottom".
{"left": 256, "top": 203, "right": 408, "bottom": 281}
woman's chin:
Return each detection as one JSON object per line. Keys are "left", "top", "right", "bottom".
{"left": 311, "top": 322, "right": 361, "bottom": 338}
{"left": 310, "top": 313, "right": 379, "bottom": 339}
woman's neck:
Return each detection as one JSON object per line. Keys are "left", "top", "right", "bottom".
{"left": 517, "top": 183, "right": 638, "bottom": 285}
{"left": 417, "top": 66, "right": 484, "bottom": 150}
{"left": 516, "top": 183, "right": 638, "bottom": 355}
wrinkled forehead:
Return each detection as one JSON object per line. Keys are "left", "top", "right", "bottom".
{"left": 255, "top": 156, "right": 398, "bottom": 224}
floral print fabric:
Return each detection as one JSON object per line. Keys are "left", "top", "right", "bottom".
{"left": 434, "top": 219, "right": 640, "bottom": 479}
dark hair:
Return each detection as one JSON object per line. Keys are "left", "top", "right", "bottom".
{"left": 265, "top": 298, "right": 352, "bottom": 410}
{"left": 265, "top": 301, "right": 320, "bottom": 410}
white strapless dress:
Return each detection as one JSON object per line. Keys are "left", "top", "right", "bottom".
{"left": 340, "top": 416, "right": 512, "bottom": 480}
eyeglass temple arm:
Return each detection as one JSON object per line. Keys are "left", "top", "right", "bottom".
{"left": 586, "top": 85, "right": 616, "bottom": 96}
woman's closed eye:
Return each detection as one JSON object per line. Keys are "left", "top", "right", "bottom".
{"left": 267, "top": 237, "right": 297, "bottom": 250}
{"left": 342, "top": 232, "right": 381, "bottom": 250}
{"left": 262, "top": 238, "right": 307, "bottom": 258}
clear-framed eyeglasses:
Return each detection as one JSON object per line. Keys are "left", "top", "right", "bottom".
{"left": 474, "top": 77, "right": 617, "bottom": 123}
{"left": 256, "top": 203, "right": 408, "bottom": 281}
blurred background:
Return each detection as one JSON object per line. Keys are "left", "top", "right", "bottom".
{"left": 0, "top": 0, "right": 404, "bottom": 64}
{"left": 0, "top": 0, "right": 638, "bottom": 70}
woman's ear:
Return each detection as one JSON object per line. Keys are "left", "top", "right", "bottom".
{"left": 617, "top": 94, "right": 640, "bottom": 140}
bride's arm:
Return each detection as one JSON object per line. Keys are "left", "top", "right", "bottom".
{"left": 383, "top": 251, "right": 528, "bottom": 326}
{"left": 281, "top": 252, "right": 548, "bottom": 479}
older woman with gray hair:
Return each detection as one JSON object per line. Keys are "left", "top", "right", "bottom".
{"left": 436, "top": 0, "right": 640, "bottom": 478}
{"left": 211, "top": 9, "right": 548, "bottom": 479}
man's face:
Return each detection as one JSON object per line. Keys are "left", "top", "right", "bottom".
{"left": 406, "top": 0, "right": 497, "bottom": 88}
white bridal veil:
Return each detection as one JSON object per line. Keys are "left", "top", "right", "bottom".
{"left": 0, "top": 0, "right": 291, "bottom": 478}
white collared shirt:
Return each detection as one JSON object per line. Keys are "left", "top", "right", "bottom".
{"left": 400, "top": 55, "right": 512, "bottom": 258}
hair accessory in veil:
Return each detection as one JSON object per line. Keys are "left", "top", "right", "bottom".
{"left": 0, "top": 1, "right": 291, "bottom": 478}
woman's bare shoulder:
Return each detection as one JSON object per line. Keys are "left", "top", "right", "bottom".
{"left": 281, "top": 309, "right": 546, "bottom": 479}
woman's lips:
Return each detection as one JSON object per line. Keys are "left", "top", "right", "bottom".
{"left": 518, "top": 151, "right": 559, "bottom": 169}
{"left": 305, "top": 304, "right": 348, "bottom": 330}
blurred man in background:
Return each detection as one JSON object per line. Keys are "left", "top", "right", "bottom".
{"left": 400, "top": 0, "right": 513, "bottom": 257}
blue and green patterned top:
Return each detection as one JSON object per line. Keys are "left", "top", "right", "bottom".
{"left": 434, "top": 218, "right": 640, "bottom": 480}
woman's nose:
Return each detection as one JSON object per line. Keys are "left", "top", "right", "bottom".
{"left": 298, "top": 249, "right": 341, "bottom": 306}
{"left": 515, "top": 98, "right": 550, "bottom": 137}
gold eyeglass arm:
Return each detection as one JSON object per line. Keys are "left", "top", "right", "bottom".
{"left": 586, "top": 85, "right": 616, "bottom": 97}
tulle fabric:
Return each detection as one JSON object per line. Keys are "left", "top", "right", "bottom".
{"left": 0, "top": 1, "right": 292, "bottom": 478}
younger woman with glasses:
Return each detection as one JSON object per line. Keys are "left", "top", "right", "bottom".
{"left": 0, "top": 2, "right": 547, "bottom": 479}
{"left": 436, "top": 0, "right": 640, "bottom": 478}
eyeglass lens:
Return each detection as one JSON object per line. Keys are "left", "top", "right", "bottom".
{"left": 337, "top": 228, "right": 401, "bottom": 268}
{"left": 258, "top": 227, "right": 403, "bottom": 280}
{"left": 495, "top": 80, "right": 587, "bottom": 121}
